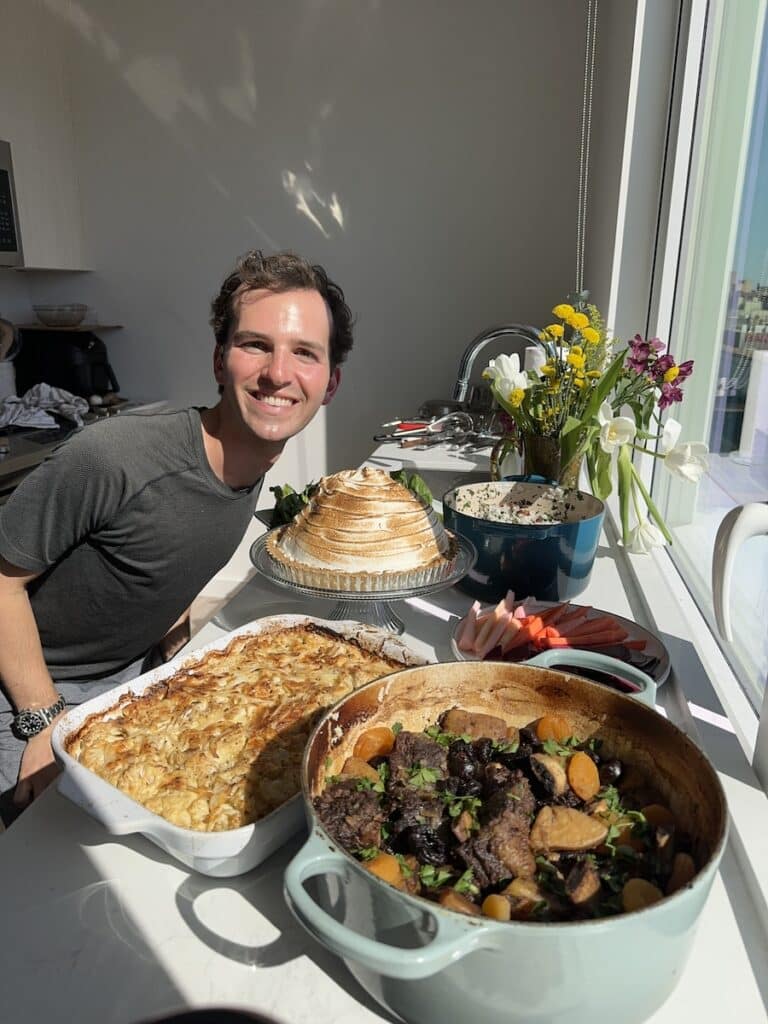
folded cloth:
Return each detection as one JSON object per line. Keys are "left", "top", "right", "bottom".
{"left": 0, "top": 383, "right": 90, "bottom": 430}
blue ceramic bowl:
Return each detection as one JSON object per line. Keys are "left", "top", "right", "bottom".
{"left": 443, "top": 479, "right": 605, "bottom": 602}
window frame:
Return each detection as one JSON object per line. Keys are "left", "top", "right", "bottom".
{"left": 611, "top": 0, "right": 768, "bottom": 787}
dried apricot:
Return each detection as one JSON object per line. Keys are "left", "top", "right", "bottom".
{"left": 364, "top": 852, "right": 405, "bottom": 889}
{"left": 567, "top": 751, "right": 600, "bottom": 801}
{"left": 534, "top": 715, "right": 571, "bottom": 743}
{"left": 353, "top": 726, "right": 396, "bottom": 761}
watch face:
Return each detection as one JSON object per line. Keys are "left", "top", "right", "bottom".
{"left": 13, "top": 709, "right": 46, "bottom": 739}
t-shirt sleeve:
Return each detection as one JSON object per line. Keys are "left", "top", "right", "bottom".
{"left": 0, "top": 428, "right": 129, "bottom": 572}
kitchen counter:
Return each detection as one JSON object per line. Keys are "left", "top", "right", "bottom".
{"left": 0, "top": 444, "right": 766, "bottom": 1024}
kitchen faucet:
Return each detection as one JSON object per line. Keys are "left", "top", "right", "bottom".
{"left": 452, "top": 324, "right": 544, "bottom": 402}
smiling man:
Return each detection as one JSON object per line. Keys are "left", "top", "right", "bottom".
{"left": 0, "top": 251, "right": 353, "bottom": 819}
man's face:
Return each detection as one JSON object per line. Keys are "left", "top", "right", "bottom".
{"left": 215, "top": 287, "right": 340, "bottom": 446}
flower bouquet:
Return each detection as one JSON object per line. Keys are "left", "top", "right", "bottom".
{"left": 483, "top": 300, "right": 708, "bottom": 553}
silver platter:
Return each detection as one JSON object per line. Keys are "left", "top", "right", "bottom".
{"left": 250, "top": 531, "right": 477, "bottom": 634}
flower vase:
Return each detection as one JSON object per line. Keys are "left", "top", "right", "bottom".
{"left": 522, "top": 433, "right": 584, "bottom": 489}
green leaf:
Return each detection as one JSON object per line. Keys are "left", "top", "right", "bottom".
{"left": 391, "top": 722, "right": 403, "bottom": 735}
{"left": 630, "top": 462, "right": 674, "bottom": 543}
{"left": 357, "top": 846, "right": 379, "bottom": 861}
{"left": 617, "top": 444, "right": 633, "bottom": 545}
{"left": 582, "top": 349, "right": 627, "bottom": 423}
{"left": 419, "top": 865, "right": 454, "bottom": 889}
{"left": 389, "top": 470, "right": 434, "bottom": 508}
{"left": 408, "top": 764, "right": 441, "bottom": 789}
{"left": 593, "top": 448, "right": 618, "bottom": 499}
{"left": 453, "top": 869, "right": 479, "bottom": 896}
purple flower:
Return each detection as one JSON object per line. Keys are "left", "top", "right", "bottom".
{"left": 649, "top": 337, "right": 666, "bottom": 352}
{"left": 653, "top": 354, "right": 676, "bottom": 380}
{"left": 626, "top": 335, "right": 652, "bottom": 372}
{"left": 677, "top": 359, "right": 694, "bottom": 380}
{"left": 658, "top": 382, "right": 684, "bottom": 409}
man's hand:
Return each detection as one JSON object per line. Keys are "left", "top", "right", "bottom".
{"left": 14, "top": 724, "right": 62, "bottom": 806}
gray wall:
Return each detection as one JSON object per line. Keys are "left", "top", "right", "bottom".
{"left": 30, "top": 0, "right": 588, "bottom": 478}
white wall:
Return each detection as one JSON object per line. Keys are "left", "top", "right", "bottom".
{"left": 33, "top": 0, "right": 587, "bottom": 474}
{"left": 2, "top": 0, "right": 646, "bottom": 594}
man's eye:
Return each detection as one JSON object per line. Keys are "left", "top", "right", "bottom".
{"left": 242, "top": 340, "right": 268, "bottom": 352}
{"left": 297, "top": 347, "right": 319, "bottom": 360}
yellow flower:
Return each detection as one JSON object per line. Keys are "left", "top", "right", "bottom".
{"left": 508, "top": 387, "right": 526, "bottom": 408}
{"left": 552, "top": 303, "right": 575, "bottom": 319}
{"left": 570, "top": 344, "right": 583, "bottom": 356}
{"left": 568, "top": 312, "right": 590, "bottom": 330}
{"left": 573, "top": 376, "right": 586, "bottom": 389}
{"left": 586, "top": 370, "right": 601, "bottom": 379}
{"left": 581, "top": 327, "right": 600, "bottom": 344}
{"left": 539, "top": 329, "right": 551, "bottom": 341}
{"left": 545, "top": 323, "right": 564, "bottom": 338}
{"left": 540, "top": 363, "right": 557, "bottom": 377}
{"left": 664, "top": 365, "right": 680, "bottom": 383}
{"left": 567, "top": 352, "right": 586, "bottom": 370}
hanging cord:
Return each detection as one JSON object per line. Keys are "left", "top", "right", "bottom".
{"left": 576, "top": 0, "right": 598, "bottom": 296}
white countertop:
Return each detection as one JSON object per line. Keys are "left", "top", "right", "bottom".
{"left": 0, "top": 444, "right": 766, "bottom": 1024}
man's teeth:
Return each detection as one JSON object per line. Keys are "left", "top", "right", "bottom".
{"left": 258, "top": 394, "right": 293, "bottom": 407}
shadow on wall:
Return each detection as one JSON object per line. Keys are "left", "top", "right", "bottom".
{"left": 37, "top": 0, "right": 586, "bottom": 475}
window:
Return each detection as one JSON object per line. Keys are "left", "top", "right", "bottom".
{"left": 650, "top": 0, "right": 768, "bottom": 713}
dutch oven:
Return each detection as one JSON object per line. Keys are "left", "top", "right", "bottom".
{"left": 443, "top": 480, "right": 605, "bottom": 603}
{"left": 284, "top": 659, "right": 727, "bottom": 1024}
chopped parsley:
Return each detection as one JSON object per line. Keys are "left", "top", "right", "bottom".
{"left": 424, "top": 724, "right": 471, "bottom": 748}
{"left": 408, "top": 763, "right": 441, "bottom": 789}
{"left": 453, "top": 869, "right": 479, "bottom": 897}
{"left": 419, "top": 865, "right": 454, "bottom": 890}
{"left": 357, "top": 847, "right": 379, "bottom": 861}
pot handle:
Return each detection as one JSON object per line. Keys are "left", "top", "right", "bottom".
{"left": 284, "top": 831, "right": 493, "bottom": 980}
{"left": 525, "top": 649, "right": 657, "bottom": 708}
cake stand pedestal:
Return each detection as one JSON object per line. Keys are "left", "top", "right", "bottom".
{"left": 249, "top": 533, "right": 476, "bottom": 635}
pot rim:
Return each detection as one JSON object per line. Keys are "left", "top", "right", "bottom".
{"left": 300, "top": 660, "right": 729, "bottom": 931}
{"left": 443, "top": 481, "right": 605, "bottom": 530}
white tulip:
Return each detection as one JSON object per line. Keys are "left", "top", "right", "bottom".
{"left": 660, "top": 417, "right": 709, "bottom": 482}
{"left": 662, "top": 417, "right": 682, "bottom": 451}
{"left": 484, "top": 353, "right": 529, "bottom": 407}
{"left": 597, "top": 401, "right": 636, "bottom": 454}
{"left": 626, "top": 517, "right": 667, "bottom": 554}
{"left": 664, "top": 441, "right": 709, "bottom": 483}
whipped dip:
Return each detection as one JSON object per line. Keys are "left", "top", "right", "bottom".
{"left": 446, "top": 481, "right": 582, "bottom": 525}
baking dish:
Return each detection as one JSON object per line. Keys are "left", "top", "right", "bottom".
{"left": 51, "top": 615, "right": 426, "bottom": 877}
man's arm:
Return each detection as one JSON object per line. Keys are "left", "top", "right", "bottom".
{"left": 0, "top": 556, "right": 63, "bottom": 804}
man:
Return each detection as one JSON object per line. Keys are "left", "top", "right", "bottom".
{"left": 0, "top": 250, "right": 353, "bottom": 817}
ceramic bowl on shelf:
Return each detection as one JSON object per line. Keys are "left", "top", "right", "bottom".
{"left": 32, "top": 303, "right": 88, "bottom": 327}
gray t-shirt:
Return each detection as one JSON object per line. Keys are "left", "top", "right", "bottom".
{"left": 0, "top": 408, "right": 261, "bottom": 681}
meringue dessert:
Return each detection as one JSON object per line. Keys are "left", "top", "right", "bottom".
{"left": 265, "top": 468, "right": 458, "bottom": 591}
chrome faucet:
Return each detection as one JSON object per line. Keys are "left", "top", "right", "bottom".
{"left": 452, "top": 324, "right": 544, "bottom": 402}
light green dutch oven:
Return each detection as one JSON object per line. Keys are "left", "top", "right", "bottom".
{"left": 284, "top": 658, "right": 727, "bottom": 1024}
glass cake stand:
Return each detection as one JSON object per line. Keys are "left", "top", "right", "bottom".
{"left": 249, "top": 532, "right": 477, "bottom": 634}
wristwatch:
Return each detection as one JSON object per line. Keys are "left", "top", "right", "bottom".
{"left": 11, "top": 695, "right": 66, "bottom": 740}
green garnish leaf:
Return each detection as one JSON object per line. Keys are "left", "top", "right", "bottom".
{"left": 453, "top": 869, "right": 479, "bottom": 896}
{"left": 408, "top": 763, "right": 441, "bottom": 789}
{"left": 395, "top": 853, "right": 414, "bottom": 878}
{"left": 391, "top": 721, "right": 403, "bottom": 735}
{"left": 357, "top": 846, "right": 379, "bottom": 861}
{"left": 419, "top": 865, "right": 453, "bottom": 890}
{"left": 269, "top": 481, "right": 319, "bottom": 526}
{"left": 389, "top": 470, "right": 434, "bottom": 508}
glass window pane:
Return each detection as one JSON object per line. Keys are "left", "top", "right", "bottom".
{"left": 666, "top": 16, "right": 768, "bottom": 711}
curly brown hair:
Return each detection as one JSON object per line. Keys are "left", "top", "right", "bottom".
{"left": 209, "top": 250, "right": 354, "bottom": 369}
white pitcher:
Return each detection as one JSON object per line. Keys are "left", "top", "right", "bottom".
{"left": 712, "top": 502, "right": 768, "bottom": 641}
